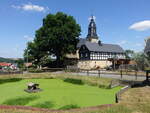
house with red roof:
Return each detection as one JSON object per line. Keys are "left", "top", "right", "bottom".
{"left": 0, "top": 62, "right": 17, "bottom": 70}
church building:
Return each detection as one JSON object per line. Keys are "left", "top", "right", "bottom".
{"left": 76, "top": 16, "right": 125, "bottom": 69}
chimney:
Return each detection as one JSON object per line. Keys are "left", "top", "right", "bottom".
{"left": 98, "top": 40, "right": 102, "bottom": 46}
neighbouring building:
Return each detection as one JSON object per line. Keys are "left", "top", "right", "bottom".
{"left": 0, "top": 62, "right": 17, "bottom": 70}
{"left": 73, "top": 16, "right": 125, "bottom": 69}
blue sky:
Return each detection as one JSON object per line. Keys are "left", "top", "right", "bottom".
{"left": 1, "top": 0, "right": 150, "bottom": 58}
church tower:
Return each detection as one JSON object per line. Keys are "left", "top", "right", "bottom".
{"left": 86, "top": 16, "right": 99, "bottom": 43}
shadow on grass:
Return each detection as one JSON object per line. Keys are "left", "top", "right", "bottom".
{"left": 32, "top": 101, "right": 54, "bottom": 108}
{"left": 0, "top": 78, "right": 22, "bottom": 85}
{"left": 59, "top": 104, "right": 80, "bottom": 110}
{"left": 2, "top": 96, "right": 39, "bottom": 106}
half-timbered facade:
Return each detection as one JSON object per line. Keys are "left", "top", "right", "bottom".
{"left": 77, "top": 16, "right": 125, "bottom": 69}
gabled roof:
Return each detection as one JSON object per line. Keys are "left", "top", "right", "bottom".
{"left": 78, "top": 38, "right": 124, "bottom": 53}
{"left": 77, "top": 38, "right": 86, "bottom": 48}
{"left": 0, "top": 62, "right": 11, "bottom": 66}
{"left": 144, "top": 38, "right": 150, "bottom": 53}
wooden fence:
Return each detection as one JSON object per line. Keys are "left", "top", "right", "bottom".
{"left": 0, "top": 71, "right": 23, "bottom": 75}
{"left": 77, "top": 69, "right": 145, "bottom": 80}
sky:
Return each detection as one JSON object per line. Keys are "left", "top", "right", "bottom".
{"left": 0, "top": 0, "right": 150, "bottom": 58}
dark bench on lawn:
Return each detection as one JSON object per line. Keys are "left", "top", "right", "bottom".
{"left": 24, "top": 82, "right": 42, "bottom": 93}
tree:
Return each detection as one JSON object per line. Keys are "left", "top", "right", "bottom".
{"left": 24, "top": 12, "right": 81, "bottom": 67}
{"left": 15, "top": 58, "right": 24, "bottom": 69}
{"left": 24, "top": 41, "right": 48, "bottom": 68}
{"left": 125, "top": 49, "right": 134, "bottom": 59}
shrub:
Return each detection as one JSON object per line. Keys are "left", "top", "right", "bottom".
{"left": 32, "top": 101, "right": 54, "bottom": 108}
{"left": 28, "top": 69, "right": 44, "bottom": 73}
{"left": 99, "top": 84, "right": 111, "bottom": 89}
{"left": 0, "top": 78, "right": 22, "bottom": 85}
{"left": 64, "top": 78, "right": 84, "bottom": 85}
{"left": 59, "top": 104, "right": 80, "bottom": 110}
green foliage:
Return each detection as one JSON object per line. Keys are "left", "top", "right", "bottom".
{"left": 15, "top": 58, "right": 24, "bottom": 68}
{"left": 0, "top": 57, "right": 15, "bottom": 63}
{"left": 98, "top": 84, "right": 111, "bottom": 89}
{"left": 125, "top": 50, "right": 134, "bottom": 59}
{"left": 59, "top": 104, "right": 80, "bottom": 110}
{"left": 0, "top": 78, "right": 22, "bottom": 85}
{"left": 3, "top": 96, "right": 39, "bottom": 106}
{"left": 124, "top": 50, "right": 150, "bottom": 70}
{"left": 133, "top": 52, "right": 149, "bottom": 70}
{"left": 28, "top": 68, "right": 44, "bottom": 73}
{"left": 64, "top": 78, "right": 84, "bottom": 85}
{"left": 24, "top": 12, "right": 81, "bottom": 67}
{"left": 32, "top": 101, "right": 54, "bottom": 108}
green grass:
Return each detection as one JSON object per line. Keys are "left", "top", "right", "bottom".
{"left": 0, "top": 78, "right": 121, "bottom": 109}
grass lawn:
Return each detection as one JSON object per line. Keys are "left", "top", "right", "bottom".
{"left": 0, "top": 78, "right": 121, "bottom": 109}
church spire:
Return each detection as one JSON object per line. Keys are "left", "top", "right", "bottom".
{"left": 86, "top": 15, "right": 99, "bottom": 42}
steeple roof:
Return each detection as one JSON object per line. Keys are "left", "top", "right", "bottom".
{"left": 86, "top": 15, "right": 98, "bottom": 39}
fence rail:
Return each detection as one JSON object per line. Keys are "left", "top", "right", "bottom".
{"left": 0, "top": 68, "right": 146, "bottom": 80}
{"left": 0, "top": 71, "right": 23, "bottom": 75}
{"left": 77, "top": 69, "right": 146, "bottom": 80}
{"left": 40, "top": 68, "right": 146, "bottom": 80}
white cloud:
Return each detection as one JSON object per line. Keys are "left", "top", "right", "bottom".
{"left": 24, "top": 35, "right": 34, "bottom": 41}
{"left": 129, "top": 20, "right": 150, "bottom": 31}
{"left": 135, "top": 43, "right": 143, "bottom": 47}
{"left": 117, "top": 40, "right": 128, "bottom": 46}
{"left": 11, "top": 3, "right": 49, "bottom": 12}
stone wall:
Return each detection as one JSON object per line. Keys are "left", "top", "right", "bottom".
{"left": 77, "top": 60, "right": 112, "bottom": 69}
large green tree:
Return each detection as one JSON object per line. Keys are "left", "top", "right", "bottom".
{"left": 24, "top": 12, "right": 81, "bottom": 67}
{"left": 125, "top": 49, "right": 134, "bottom": 59}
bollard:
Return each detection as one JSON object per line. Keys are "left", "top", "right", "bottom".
{"left": 135, "top": 71, "right": 137, "bottom": 80}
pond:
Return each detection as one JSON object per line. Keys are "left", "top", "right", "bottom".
{"left": 0, "top": 78, "right": 121, "bottom": 109}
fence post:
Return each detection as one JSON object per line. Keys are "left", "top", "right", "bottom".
{"left": 135, "top": 70, "right": 137, "bottom": 80}
{"left": 120, "top": 70, "right": 123, "bottom": 79}
{"left": 87, "top": 70, "right": 89, "bottom": 76}
{"left": 115, "top": 93, "right": 118, "bottom": 103}
{"left": 98, "top": 70, "right": 100, "bottom": 78}
{"left": 146, "top": 71, "right": 149, "bottom": 81}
